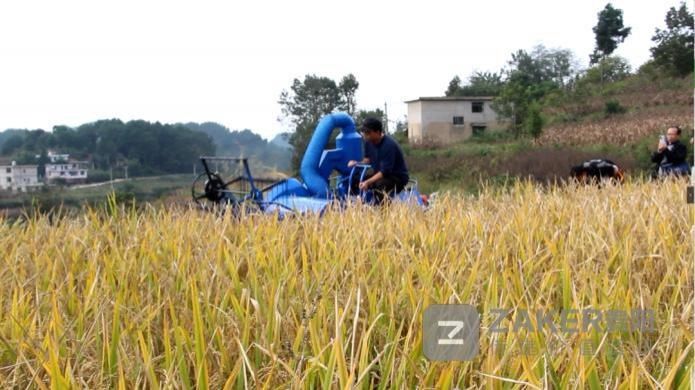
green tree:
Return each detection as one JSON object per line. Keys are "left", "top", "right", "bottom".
{"left": 445, "top": 76, "right": 463, "bottom": 96}
{"left": 493, "top": 46, "right": 575, "bottom": 137}
{"left": 524, "top": 103, "right": 544, "bottom": 140}
{"left": 590, "top": 3, "right": 631, "bottom": 64}
{"left": 338, "top": 74, "right": 359, "bottom": 116}
{"left": 354, "top": 108, "right": 385, "bottom": 130}
{"left": 540, "top": 48, "right": 577, "bottom": 88}
{"left": 1, "top": 120, "right": 216, "bottom": 176}
{"left": 392, "top": 119, "right": 408, "bottom": 144}
{"left": 36, "top": 149, "right": 49, "bottom": 178}
{"left": 577, "top": 56, "right": 631, "bottom": 91}
{"left": 184, "top": 122, "right": 292, "bottom": 171}
{"left": 445, "top": 71, "right": 504, "bottom": 96}
{"left": 278, "top": 74, "right": 355, "bottom": 170}
{"left": 0, "top": 129, "right": 29, "bottom": 153}
{"left": 1, "top": 134, "right": 24, "bottom": 155}
{"left": 650, "top": 2, "right": 694, "bottom": 77}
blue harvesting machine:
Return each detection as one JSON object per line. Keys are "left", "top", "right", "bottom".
{"left": 191, "top": 112, "right": 427, "bottom": 216}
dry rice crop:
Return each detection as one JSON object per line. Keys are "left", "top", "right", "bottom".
{"left": 0, "top": 178, "right": 691, "bottom": 388}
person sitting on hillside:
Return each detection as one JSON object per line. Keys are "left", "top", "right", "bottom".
{"left": 651, "top": 126, "right": 690, "bottom": 177}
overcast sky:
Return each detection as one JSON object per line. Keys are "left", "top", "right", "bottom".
{"left": 0, "top": 0, "right": 684, "bottom": 140}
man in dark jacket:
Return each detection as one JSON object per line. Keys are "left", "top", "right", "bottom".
{"left": 347, "top": 117, "right": 409, "bottom": 204}
{"left": 651, "top": 126, "right": 690, "bottom": 177}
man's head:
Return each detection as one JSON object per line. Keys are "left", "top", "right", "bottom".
{"left": 360, "top": 117, "right": 384, "bottom": 144}
{"left": 666, "top": 126, "right": 681, "bottom": 144}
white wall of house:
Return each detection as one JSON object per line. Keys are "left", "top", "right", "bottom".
{"left": 0, "top": 163, "right": 42, "bottom": 192}
{"left": 0, "top": 165, "right": 12, "bottom": 191}
{"left": 406, "top": 100, "right": 423, "bottom": 141}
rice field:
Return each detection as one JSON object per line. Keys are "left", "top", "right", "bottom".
{"left": 0, "top": 178, "right": 691, "bottom": 388}
{"left": 539, "top": 106, "right": 692, "bottom": 147}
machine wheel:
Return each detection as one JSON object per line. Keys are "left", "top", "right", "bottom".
{"left": 192, "top": 172, "right": 238, "bottom": 210}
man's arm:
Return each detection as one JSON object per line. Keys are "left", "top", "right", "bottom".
{"left": 651, "top": 150, "right": 663, "bottom": 163}
{"left": 662, "top": 143, "right": 687, "bottom": 162}
{"left": 347, "top": 157, "right": 370, "bottom": 167}
{"left": 652, "top": 140, "right": 667, "bottom": 163}
{"left": 359, "top": 171, "right": 383, "bottom": 190}
{"left": 364, "top": 171, "right": 383, "bottom": 185}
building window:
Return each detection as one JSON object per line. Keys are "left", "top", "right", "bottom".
{"left": 6, "top": 177, "right": 10, "bottom": 183}
{"left": 453, "top": 116, "right": 465, "bottom": 126}
{"left": 472, "top": 102, "right": 484, "bottom": 113}
{"left": 5, "top": 168, "right": 10, "bottom": 173}
{"left": 472, "top": 125, "right": 487, "bottom": 136}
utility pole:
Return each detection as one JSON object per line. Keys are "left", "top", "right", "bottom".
{"left": 384, "top": 102, "right": 389, "bottom": 134}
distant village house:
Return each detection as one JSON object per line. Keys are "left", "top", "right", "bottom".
{"left": 0, "top": 161, "right": 42, "bottom": 192}
{"left": 45, "top": 151, "right": 89, "bottom": 184}
{"left": 405, "top": 96, "right": 507, "bottom": 144}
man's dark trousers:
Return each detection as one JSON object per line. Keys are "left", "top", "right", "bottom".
{"left": 350, "top": 172, "right": 406, "bottom": 204}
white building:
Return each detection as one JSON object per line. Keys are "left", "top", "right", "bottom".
{"left": 47, "top": 151, "right": 70, "bottom": 163}
{"left": 45, "top": 161, "right": 89, "bottom": 184}
{"left": 405, "top": 96, "right": 507, "bottom": 144}
{"left": 43, "top": 151, "right": 89, "bottom": 184}
{"left": 0, "top": 161, "right": 42, "bottom": 192}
